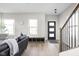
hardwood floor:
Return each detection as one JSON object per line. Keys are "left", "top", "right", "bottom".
{"left": 22, "top": 41, "right": 59, "bottom": 56}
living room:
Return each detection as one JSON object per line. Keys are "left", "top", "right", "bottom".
{"left": 0, "top": 3, "right": 79, "bottom": 56}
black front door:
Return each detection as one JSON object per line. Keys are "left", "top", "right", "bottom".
{"left": 48, "top": 21, "right": 56, "bottom": 40}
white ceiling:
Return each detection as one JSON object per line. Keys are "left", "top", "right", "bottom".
{"left": 0, "top": 3, "right": 73, "bottom": 15}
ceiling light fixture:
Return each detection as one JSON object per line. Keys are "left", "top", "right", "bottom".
{"left": 54, "top": 9, "right": 57, "bottom": 14}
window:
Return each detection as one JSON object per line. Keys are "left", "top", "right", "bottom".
{"left": 49, "top": 28, "right": 54, "bottom": 32}
{"left": 49, "top": 22, "right": 54, "bottom": 26}
{"left": 49, "top": 33, "right": 54, "bottom": 37}
{"left": 29, "top": 19, "right": 38, "bottom": 35}
{"left": 0, "top": 19, "right": 15, "bottom": 35}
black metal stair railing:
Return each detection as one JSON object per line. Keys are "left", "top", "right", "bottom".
{"left": 60, "top": 4, "right": 79, "bottom": 52}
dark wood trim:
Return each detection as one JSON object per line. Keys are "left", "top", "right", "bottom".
{"left": 61, "top": 4, "right": 79, "bottom": 30}
{"left": 48, "top": 21, "right": 56, "bottom": 40}
{"left": 60, "top": 28, "right": 62, "bottom": 52}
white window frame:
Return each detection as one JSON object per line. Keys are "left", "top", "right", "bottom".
{"left": 29, "top": 19, "right": 38, "bottom": 35}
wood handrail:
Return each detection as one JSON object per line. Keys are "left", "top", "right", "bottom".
{"left": 61, "top": 4, "right": 79, "bottom": 30}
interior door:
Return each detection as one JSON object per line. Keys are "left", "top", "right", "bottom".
{"left": 48, "top": 21, "right": 56, "bottom": 40}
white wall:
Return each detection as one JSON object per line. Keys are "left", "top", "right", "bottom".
{"left": 0, "top": 13, "right": 59, "bottom": 40}
{"left": 45, "top": 15, "right": 59, "bottom": 40}
{"left": 59, "top": 3, "right": 77, "bottom": 28}
{"left": 0, "top": 13, "right": 45, "bottom": 39}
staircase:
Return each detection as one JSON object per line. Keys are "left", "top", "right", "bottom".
{"left": 60, "top": 4, "right": 79, "bottom": 52}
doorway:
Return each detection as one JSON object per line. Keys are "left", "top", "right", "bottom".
{"left": 48, "top": 21, "right": 56, "bottom": 40}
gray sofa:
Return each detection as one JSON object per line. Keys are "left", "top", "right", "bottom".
{"left": 0, "top": 34, "right": 29, "bottom": 56}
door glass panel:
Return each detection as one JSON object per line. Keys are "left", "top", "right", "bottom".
{"left": 49, "top": 33, "right": 54, "bottom": 37}
{"left": 49, "top": 22, "right": 54, "bottom": 26}
{"left": 49, "top": 28, "right": 54, "bottom": 32}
